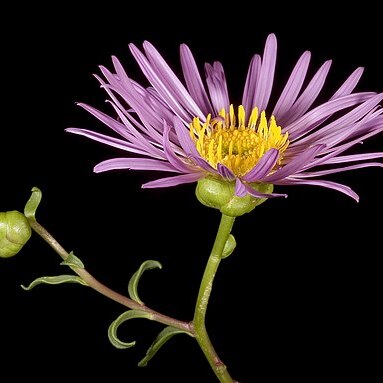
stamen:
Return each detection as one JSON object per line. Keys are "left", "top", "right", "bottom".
{"left": 190, "top": 105, "right": 289, "bottom": 177}
{"left": 208, "top": 140, "right": 215, "bottom": 164}
{"left": 238, "top": 105, "right": 245, "bottom": 127}
{"left": 217, "top": 135, "right": 223, "bottom": 163}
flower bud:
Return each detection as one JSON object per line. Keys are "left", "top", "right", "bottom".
{"left": 195, "top": 177, "right": 273, "bottom": 217}
{"left": 0, "top": 211, "right": 32, "bottom": 258}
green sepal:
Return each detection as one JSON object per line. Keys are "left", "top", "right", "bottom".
{"left": 60, "top": 251, "right": 85, "bottom": 269}
{"left": 196, "top": 177, "right": 274, "bottom": 217}
{"left": 128, "top": 260, "right": 162, "bottom": 305}
{"left": 21, "top": 275, "right": 88, "bottom": 290}
{"left": 24, "top": 187, "right": 42, "bottom": 221}
{"left": 138, "top": 326, "right": 192, "bottom": 367}
{"left": 222, "top": 234, "right": 236, "bottom": 259}
{"left": 108, "top": 309, "right": 154, "bottom": 350}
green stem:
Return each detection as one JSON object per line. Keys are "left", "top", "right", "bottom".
{"left": 28, "top": 219, "right": 192, "bottom": 334}
{"left": 193, "top": 214, "right": 236, "bottom": 383}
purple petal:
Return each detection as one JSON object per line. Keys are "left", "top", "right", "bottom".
{"left": 313, "top": 118, "right": 374, "bottom": 151}
{"left": 107, "top": 102, "right": 166, "bottom": 153}
{"left": 235, "top": 178, "right": 247, "bottom": 197}
{"left": 242, "top": 149, "right": 280, "bottom": 182}
{"left": 66, "top": 128, "right": 164, "bottom": 158}
{"left": 115, "top": 95, "right": 179, "bottom": 145}
{"left": 172, "top": 116, "right": 201, "bottom": 157}
{"left": 295, "top": 162, "right": 383, "bottom": 177}
{"left": 286, "top": 92, "right": 375, "bottom": 142}
{"left": 217, "top": 164, "right": 235, "bottom": 180}
{"left": 111, "top": 56, "right": 133, "bottom": 87}
{"left": 265, "top": 144, "right": 325, "bottom": 182}
{"left": 280, "top": 60, "right": 332, "bottom": 126}
{"left": 303, "top": 122, "right": 383, "bottom": 169}
{"left": 100, "top": 61, "right": 171, "bottom": 137}
{"left": 96, "top": 74, "right": 157, "bottom": 129}
{"left": 180, "top": 44, "right": 213, "bottom": 115}
{"left": 121, "top": 79, "right": 175, "bottom": 122}
{"left": 288, "top": 119, "right": 366, "bottom": 159}
{"left": 110, "top": 58, "right": 176, "bottom": 124}
{"left": 243, "top": 183, "right": 287, "bottom": 198}
{"left": 344, "top": 107, "right": 383, "bottom": 141}
{"left": 162, "top": 122, "right": 195, "bottom": 173}
{"left": 277, "top": 178, "right": 359, "bottom": 201}
{"left": 99, "top": 65, "right": 120, "bottom": 88}
{"left": 285, "top": 67, "right": 366, "bottom": 138}
{"left": 94, "top": 158, "right": 181, "bottom": 173}
{"left": 289, "top": 93, "right": 383, "bottom": 147}
{"left": 205, "top": 62, "right": 230, "bottom": 114}
{"left": 272, "top": 51, "right": 311, "bottom": 120}
{"left": 235, "top": 178, "right": 287, "bottom": 198}
{"left": 330, "top": 67, "right": 364, "bottom": 100}
{"left": 242, "top": 54, "right": 261, "bottom": 115}
{"left": 253, "top": 33, "right": 277, "bottom": 112}
{"left": 142, "top": 172, "right": 205, "bottom": 189}
{"left": 143, "top": 41, "right": 205, "bottom": 119}
{"left": 76, "top": 102, "right": 165, "bottom": 158}
{"left": 321, "top": 152, "right": 383, "bottom": 165}
{"left": 77, "top": 103, "right": 132, "bottom": 140}
{"left": 190, "top": 155, "right": 217, "bottom": 173}
{"left": 129, "top": 43, "right": 194, "bottom": 122}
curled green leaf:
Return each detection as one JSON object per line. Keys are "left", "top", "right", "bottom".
{"left": 21, "top": 275, "right": 88, "bottom": 290}
{"left": 24, "top": 187, "right": 42, "bottom": 221}
{"left": 138, "top": 326, "right": 193, "bottom": 367}
{"left": 108, "top": 309, "right": 153, "bottom": 350}
{"left": 60, "top": 251, "right": 85, "bottom": 269}
{"left": 222, "top": 234, "right": 236, "bottom": 259}
{"left": 128, "top": 260, "right": 162, "bottom": 305}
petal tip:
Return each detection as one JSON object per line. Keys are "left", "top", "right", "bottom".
{"left": 267, "top": 33, "right": 277, "bottom": 42}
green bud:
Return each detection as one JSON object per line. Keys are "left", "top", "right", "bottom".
{"left": 0, "top": 211, "right": 32, "bottom": 258}
{"left": 195, "top": 177, "right": 273, "bottom": 217}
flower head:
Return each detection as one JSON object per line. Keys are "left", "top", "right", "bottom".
{"left": 67, "top": 34, "right": 383, "bottom": 201}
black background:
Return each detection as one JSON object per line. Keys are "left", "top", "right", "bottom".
{"left": 1, "top": 3, "right": 382, "bottom": 382}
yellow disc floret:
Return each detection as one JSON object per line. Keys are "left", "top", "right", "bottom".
{"left": 190, "top": 105, "right": 289, "bottom": 177}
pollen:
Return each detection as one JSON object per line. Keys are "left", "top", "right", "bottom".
{"left": 190, "top": 105, "right": 289, "bottom": 177}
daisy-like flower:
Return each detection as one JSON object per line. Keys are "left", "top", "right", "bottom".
{"left": 67, "top": 34, "right": 383, "bottom": 201}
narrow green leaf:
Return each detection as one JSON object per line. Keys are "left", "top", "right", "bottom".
{"left": 21, "top": 275, "right": 88, "bottom": 290}
{"left": 60, "top": 251, "right": 85, "bottom": 269}
{"left": 222, "top": 234, "right": 236, "bottom": 258}
{"left": 128, "top": 260, "right": 162, "bottom": 305}
{"left": 24, "top": 187, "right": 42, "bottom": 221}
{"left": 108, "top": 309, "right": 153, "bottom": 350}
{"left": 138, "top": 326, "right": 192, "bottom": 367}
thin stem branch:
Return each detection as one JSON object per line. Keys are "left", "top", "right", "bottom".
{"left": 28, "top": 219, "right": 192, "bottom": 333}
{"left": 193, "top": 214, "right": 236, "bottom": 383}
{"left": 28, "top": 214, "right": 238, "bottom": 382}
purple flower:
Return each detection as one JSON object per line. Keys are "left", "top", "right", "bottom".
{"left": 67, "top": 34, "right": 383, "bottom": 201}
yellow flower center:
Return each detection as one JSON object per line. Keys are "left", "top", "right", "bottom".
{"left": 190, "top": 105, "right": 289, "bottom": 177}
